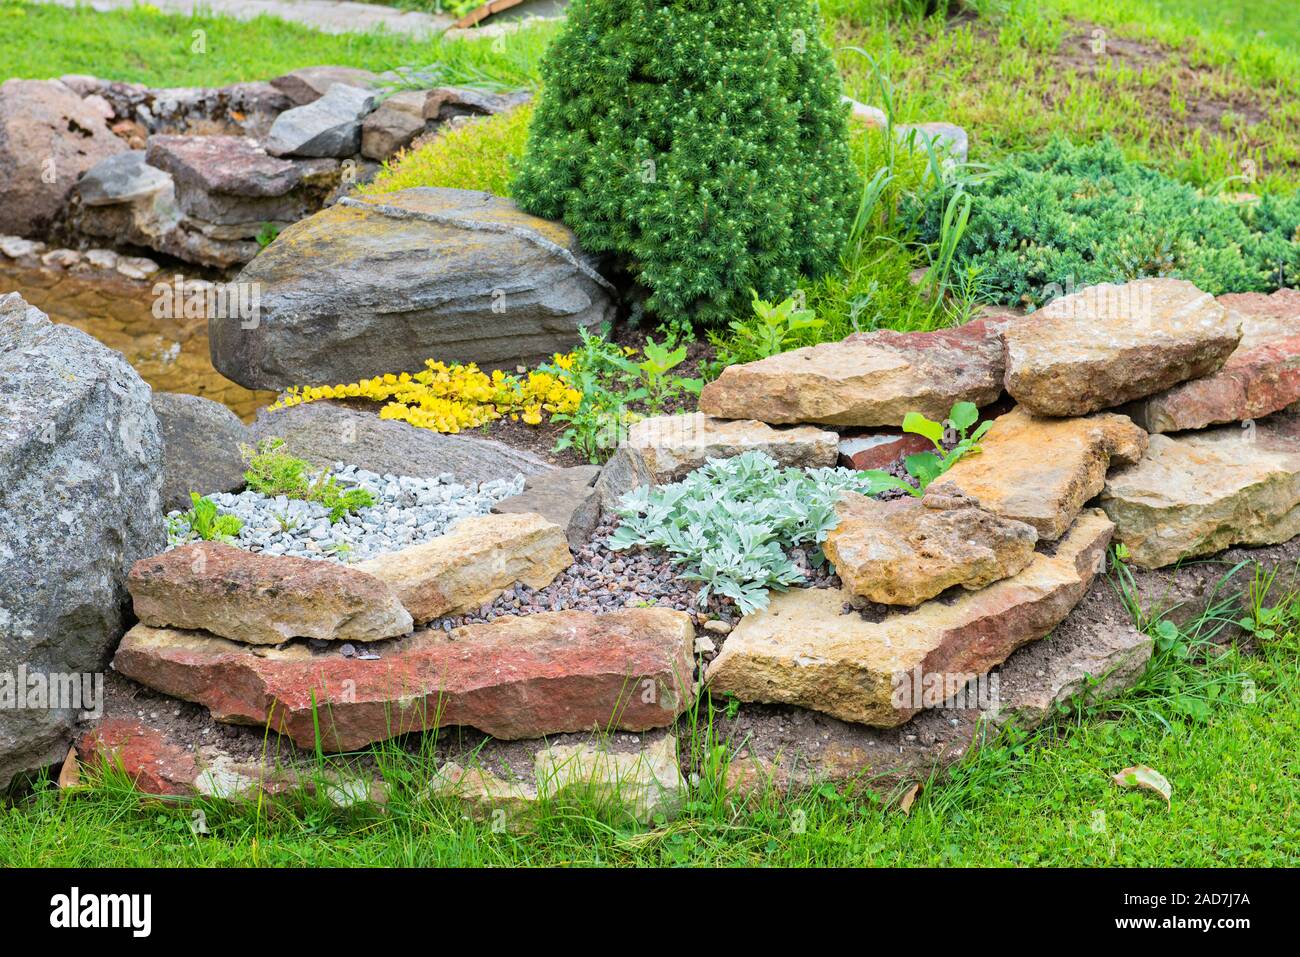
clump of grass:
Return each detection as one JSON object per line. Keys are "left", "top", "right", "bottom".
{"left": 240, "top": 439, "right": 374, "bottom": 524}
{"left": 360, "top": 103, "right": 534, "bottom": 198}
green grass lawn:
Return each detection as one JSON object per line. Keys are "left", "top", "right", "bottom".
{"left": 0, "top": 0, "right": 555, "bottom": 88}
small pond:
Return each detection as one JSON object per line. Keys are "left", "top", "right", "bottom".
{"left": 1, "top": 260, "right": 274, "bottom": 422}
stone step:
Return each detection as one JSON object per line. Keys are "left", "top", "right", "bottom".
{"left": 112, "top": 608, "right": 697, "bottom": 750}
{"left": 705, "top": 509, "right": 1114, "bottom": 727}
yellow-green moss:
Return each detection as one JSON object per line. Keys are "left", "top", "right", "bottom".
{"left": 359, "top": 103, "right": 534, "bottom": 199}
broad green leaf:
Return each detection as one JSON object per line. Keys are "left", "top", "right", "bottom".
{"left": 902, "top": 411, "right": 944, "bottom": 446}
{"left": 948, "top": 401, "right": 979, "bottom": 432}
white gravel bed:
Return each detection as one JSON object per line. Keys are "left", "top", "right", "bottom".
{"left": 166, "top": 465, "right": 524, "bottom": 563}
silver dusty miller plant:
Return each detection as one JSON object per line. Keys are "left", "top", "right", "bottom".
{"left": 607, "top": 452, "right": 876, "bottom": 614}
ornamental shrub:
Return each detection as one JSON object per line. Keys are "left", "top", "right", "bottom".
{"left": 512, "top": 0, "right": 858, "bottom": 326}
{"left": 913, "top": 138, "right": 1300, "bottom": 309}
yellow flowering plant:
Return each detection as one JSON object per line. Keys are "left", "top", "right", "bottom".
{"left": 268, "top": 356, "right": 582, "bottom": 434}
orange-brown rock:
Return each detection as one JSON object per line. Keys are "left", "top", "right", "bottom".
{"left": 705, "top": 509, "right": 1114, "bottom": 727}
{"left": 1004, "top": 278, "right": 1241, "bottom": 416}
{"left": 128, "top": 542, "right": 412, "bottom": 645}
{"left": 697, "top": 317, "right": 1009, "bottom": 427}
{"left": 1123, "top": 289, "right": 1300, "bottom": 432}
{"left": 927, "top": 407, "right": 1147, "bottom": 541}
{"left": 824, "top": 492, "right": 1038, "bottom": 606}
{"left": 113, "top": 608, "right": 696, "bottom": 750}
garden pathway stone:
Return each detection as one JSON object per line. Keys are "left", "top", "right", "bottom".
{"left": 113, "top": 608, "right": 697, "bottom": 749}
{"left": 706, "top": 509, "right": 1114, "bottom": 727}
{"left": 37, "top": 0, "right": 452, "bottom": 37}
{"left": 1123, "top": 289, "right": 1300, "bottom": 432}
{"left": 926, "top": 406, "right": 1147, "bottom": 541}
{"left": 1004, "top": 278, "right": 1241, "bottom": 416}
{"left": 1100, "top": 412, "right": 1300, "bottom": 569}
{"left": 698, "top": 315, "right": 1010, "bottom": 427}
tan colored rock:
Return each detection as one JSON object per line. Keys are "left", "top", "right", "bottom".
{"left": 824, "top": 492, "right": 1038, "bottom": 606}
{"left": 1100, "top": 415, "right": 1300, "bottom": 569}
{"left": 705, "top": 509, "right": 1113, "bottom": 726}
{"left": 1004, "top": 278, "right": 1241, "bottom": 416}
{"left": 536, "top": 735, "right": 685, "bottom": 824}
{"left": 928, "top": 407, "right": 1147, "bottom": 541}
{"left": 1123, "top": 289, "right": 1300, "bottom": 432}
{"left": 127, "top": 542, "right": 412, "bottom": 645}
{"left": 697, "top": 317, "right": 1009, "bottom": 427}
{"left": 626, "top": 412, "right": 838, "bottom": 482}
{"left": 355, "top": 512, "right": 572, "bottom": 623}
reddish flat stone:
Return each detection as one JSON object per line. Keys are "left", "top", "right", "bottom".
{"left": 838, "top": 432, "right": 935, "bottom": 470}
{"left": 1124, "top": 289, "right": 1300, "bottom": 432}
{"left": 128, "top": 542, "right": 412, "bottom": 646}
{"left": 77, "top": 718, "right": 197, "bottom": 796}
{"left": 113, "top": 609, "right": 697, "bottom": 751}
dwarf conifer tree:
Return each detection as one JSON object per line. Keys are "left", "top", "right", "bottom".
{"left": 513, "top": 0, "right": 857, "bottom": 325}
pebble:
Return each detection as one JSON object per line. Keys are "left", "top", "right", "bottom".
{"left": 165, "top": 466, "right": 524, "bottom": 563}
{"left": 431, "top": 519, "right": 842, "bottom": 628}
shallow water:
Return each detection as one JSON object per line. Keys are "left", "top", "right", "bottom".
{"left": 1, "top": 260, "right": 274, "bottom": 421}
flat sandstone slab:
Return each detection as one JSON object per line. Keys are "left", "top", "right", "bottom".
{"left": 113, "top": 608, "right": 697, "bottom": 750}
{"left": 355, "top": 512, "right": 572, "bottom": 623}
{"left": 1004, "top": 278, "right": 1241, "bottom": 417}
{"left": 1101, "top": 413, "right": 1300, "bottom": 569}
{"left": 697, "top": 317, "right": 1008, "bottom": 427}
{"left": 1123, "top": 289, "right": 1300, "bottom": 432}
{"left": 824, "top": 492, "right": 1038, "bottom": 606}
{"left": 705, "top": 509, "right": 1114, "bottom": 727}
{"left": 128, "top": 542, "right": 412, "bottom": 645}
{"left": 626, "top": 413, "right": 838, "bottom": 482}
{"left": 926, "top": 407, "right": 1147, "bottom": 541}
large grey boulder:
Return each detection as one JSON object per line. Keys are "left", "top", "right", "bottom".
{"left": 0, "top": 294, "right": 165, "bottom": 789}
{"left": 0, "top": 79, "right": 127, "bottom": 237}
{"left": 212, "top": 187, "right": 617, "bottom": 391}
{"left": 151, "top": 392, "right": 251, "bottom": 512}
{"left": 265, "top": 84, "right": 375, "bottom": 158}
{"left": 250, "top": 400, "right": 552, "bottom": 485}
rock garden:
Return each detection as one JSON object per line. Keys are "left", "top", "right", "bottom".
{"left": 2, "top": 0, "right": 1299, "bottom": 867}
